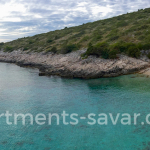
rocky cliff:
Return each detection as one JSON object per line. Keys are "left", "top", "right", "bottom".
{"left": 0, "top": 49, "right": 149, "bottom": 79}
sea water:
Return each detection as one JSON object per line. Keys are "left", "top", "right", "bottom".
{"left": 0, "top": 62, "right": 150, "bottom": 150}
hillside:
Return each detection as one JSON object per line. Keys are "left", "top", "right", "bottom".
{"left": 1, "top": 7, "right": 150, "bottom": 55}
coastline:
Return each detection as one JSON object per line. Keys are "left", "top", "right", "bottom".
{"left": 0, "top": 49, "right": 149, "bottom": 79}
{"left": 139, "top": 68, "right": 150, "bottom": 76}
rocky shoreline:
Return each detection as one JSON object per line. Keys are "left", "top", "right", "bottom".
{"left": 0, "top": 49, "right": 149, "bottom": 79}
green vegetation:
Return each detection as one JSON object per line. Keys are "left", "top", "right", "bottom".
{"left": 23, "top": 47, "right": 29, "bottom": 51}
{"left": 1, "top": 7, "right": 150, "bottom": 58}
{"left": 47, "top": 39, "right": 53, "bottom": 43}
{"left": 147, "top": 52, "right": 150, "bottom": 59}
{"left": 46, "top": 47, "right": 57, "bottom": 53}
{"left": 50, "top": 47, "right": 57, "bottom": 53}
{"left": 82, "top": 41, "right": 150, "bottom": 59}
{"left": 0, "top": 42, "right": 4, "bottom": 50}
{"left": 4, "top": 46, "right": 13, "bottom": 52}
{"left": 60, "top": 44, "right": 80, "bottom": 54}
{"left": 0, "top": 42, "right": 4, "bottom": 46}
{"left": 127, "top": 46, "right": 140, "bottom": 58}
{"left": 83, "top": 42, "right": 109, "bottom": 59}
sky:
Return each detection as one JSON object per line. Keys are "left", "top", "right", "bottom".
{"left": 0, "top": 0, "right": 150, "bottom": 42}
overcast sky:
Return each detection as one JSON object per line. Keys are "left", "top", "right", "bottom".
{"left": 0, "top": 0, "right": 150, "bottom": 42}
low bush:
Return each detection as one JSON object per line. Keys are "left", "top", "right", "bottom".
{"left": 125, "top": 25, "right": 138, "bottom": 33}
{"left": 108, "top": 35, "right": 119, "bottom": 41}
{"left": 138, "top": 35, "right": 145, "bottom": 40}
{"left": 143, "top": 8, "right": 150, "bottom": 13}
{"left": 106, "top": 29, "right": 120, "bottom": 41}
{"left": 137, "top": 15, "right": 145, "bottom": 19}
{"left": 134, "top": 31, "right": 142, "bottom": 36}
{"left": 107, "top": 29, "right": 118, "bottom": 37}
{"left": 138, "top": 25, "right": 149, "bottom": 30}
{"left": 95, "top": 42, "right": 109, "bottom": 58}
{"left": 79, "top": 36, "right": 90, "bottom": 43}
{"left": 23, "top": 47, "right": 29, "bottom": 51}
{"left": 72, "top": 31, "right": 85, "bottom": 39}
{"left": 84, "top": 42, "right": 109, "bottom": 59}
{"left": 55, "top": 35, "right": 60, "bottom": 40}
{"left": 60, "top": 44, "right": 79, "bottom": 54}
{"left": 108, "top": 49, "right": 118, "bottom": 59}
{"left": 47, "top": 39, "right": 53, "bottom": 43}
{"left": 4, "top": 46, "right": 13, "bottom": 52}
{"left": 136, "top": 43, "right": 143, "bottom": 50}
{"left": 116, "top": 21, "right": 128, "bottom": 27}
{"left": 0, "top": 42, "right": 4, "bottom": 46}
{"left": 147, "top": 52, "right": 150, "bottom": 59}
{"left": 144, "top": 35, "right": 150, "bottom": 43}
{"left": 50, "top": 47, "right": 57, "bottom": 53}
{"left": 83, "top": 41, "right": 143, "bottom": 59}
{"left": 92, "top": 35, "right": 102, "bottom": 41}
{"left": 127, "top": 46, "right": 141, "bottom": 58}
{"left": 142, "top": 43, "right": 150, "bottom": 50}
{"left": 28, "top": 40, "right": 34, "bottom": 44}
{"left": 109, "top": 42, "right": 134, "bottom": 53}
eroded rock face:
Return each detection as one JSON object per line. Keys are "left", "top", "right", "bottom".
{"left": 0, "top": 49, "right": 149, "bottom": 79}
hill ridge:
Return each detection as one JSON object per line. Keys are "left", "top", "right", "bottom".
{"left": 1, "top": 7, "right": 150, "bottom": 54}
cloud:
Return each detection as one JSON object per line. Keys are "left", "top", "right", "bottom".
{"left": 0, "top": 0, "right": 150, "bottom": 42}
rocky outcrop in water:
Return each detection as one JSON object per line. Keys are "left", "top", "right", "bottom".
{"left": 0, "top": 49, "right": 149, "bottom": 79}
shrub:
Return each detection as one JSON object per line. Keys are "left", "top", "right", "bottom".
{"left": 84, "top": 42, "right": 143, "bottom": 59}
{"left": 0, "top": 42, "right": 4, "bottom": 46}
{"left": 137, "top": 15, "right": 145, "bottom": 19}
{"left": 116, "top": 21, "right": 128, "bottom": 27}
{"left": 135, "top": 31, "right": 142, "bottom": 36}
{"left": 85, "top": 42, "right": 94, "bottom": 55}
{"left": 110, "top": 42, "right": 143, "bottom": 57}
{"left": 33, "top": 47, "right": 43, "bottom": 53}
{"left": 55, "top": 35, "right": 60, "bottom": 40}
{"left": 79, "top": 36, "right": 90, "bottom": 43}
{"left": 109, "top": 42, "right": 134, "bottom": 53}
{"left": 143, "top": 8, "right": 150, "bottom": 13}
{"left": 75, "top": 31, "right": 85, "bottom": 37}
{"left": 109, "top": 42, "right": 123, "bottom": 52}
{"left": 125, "top": 25, "right": 138, "bottom": 33}
{"left": 108, "top": 35, "right": 119, "bottom": 41}
{"left": 47, "top": 39, "right": 53, "bottom": 43}
{"left": 138, "top": 25, "right": 149, "bottom": 30}
{"left": 92, "top": 35, "right": 102, "bottom": 42}
{"left": 23, "top": 47, "right": 29, "bottom": 51}
{"left": 141, "top": 43, "right": 150, "bottom": 50}
{"left": 138, "top": 35, "right": 145, "bottom": 40}
{"left": 108, "top": 49, "right": 118, "bottom": 59}
{"left": 136, "top": 43, "right": 143, "bottom": 50}
{"left": 135, "top": 43, "right": 150, "bottom": 51}
{"left": 4, "top": 46, "right": 13, "bottom": 52}
{"left": 81, "top": 52, "right": 86, "bottom": 57}
{"left": 60, "top": 44, "right": 79, "bottom": 54}
{"left": 85, "top": 42, "right": 109, "bottom": 59}
{"left": 115, "top": 43, "right": 136, "bottom": 53}
{"left": 106, "top": 29, "right": 119, "bottom": 41}
{"left": 50, "top": 47, "right": 57, "bottom": 53}
{"left": 96, "top": 35, "right": 102, "bottom": 40}
{"left": 127, "top": 46, "right": 141, "bottom": 58}
{"left": 46, "top": 47, "right": 57, "bottom": 53}
{"left": 28, "top": 40, "right": 34, "bottom": 44}
{"left": 144, "top": 35, "right": 150, "bottom": 43}
{"left": 95, "top": 42, "right": 109, "bottom": 58}
{"left": 145, "top": 19, "right": 150, "bottom": 24}
{"left": 147, "top": 52, "right": 150, "bottom": 59}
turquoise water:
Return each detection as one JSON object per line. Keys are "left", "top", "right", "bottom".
{"left": 0, "top": 63, "right": 150, "bottom": 149}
